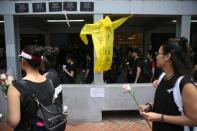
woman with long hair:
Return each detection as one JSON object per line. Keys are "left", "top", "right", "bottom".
{"left": 7, "top": 45, "right": 54, "bottom": 131}
{"left": 140, "top": 37, "right": 197, "bottom": 131}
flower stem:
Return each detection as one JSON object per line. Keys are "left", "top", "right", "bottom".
{"left": 128, "top": 91, "right": 152, "bottom": 129}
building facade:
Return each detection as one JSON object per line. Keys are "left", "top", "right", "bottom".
{"left": 0, "top": 0, "right": 197, "bottom": 121}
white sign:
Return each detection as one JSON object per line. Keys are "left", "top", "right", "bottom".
{"left": 90, "top": 88, "right": 104, "bottom": 97}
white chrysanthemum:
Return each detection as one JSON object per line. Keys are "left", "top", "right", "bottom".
{"left": 122, "top": 84, "right": 131, "bottom": 92}
{"left": 0, "top": 73, "right": 6, "bottom": 80}
{"left": 7, "top": 76, "right": 14, "bottom": 81}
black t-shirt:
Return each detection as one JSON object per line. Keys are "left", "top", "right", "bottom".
{"left": 45, "top": 69, "right": 62, "bottom": 108}
{"left": 126, "top": 58, "right": 135, "bottom": 83}
{"left": 133, "top": 58, "right": 146, "bottom": 83}
{"left": 152, "top": 75, "right": 193, "bottom": 131}
{"left": 61, "top": 63, "right": 76, "bottom": 84}
{"left": 85, "top": 59, "right": 93, "bottom": 83}
{"left": 45, "top": 69, "right": 60, "bottom": 88}
{"left": 12, "top": 79, "right": 54, "bottom": 131}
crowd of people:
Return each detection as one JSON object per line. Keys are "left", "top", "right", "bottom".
{"left": 1, "top": 37, "right": 197, "bottom": 84}
{"left": 104, "top": 47, "right": 162, "bottom": 83}
{"left": 104, "top": 37, "right": 197, "bottom": 83}
{"left": 0, "top": 36, "right": 195, "bottom": 131}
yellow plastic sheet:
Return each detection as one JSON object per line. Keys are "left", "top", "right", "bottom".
{"left": 80, "top": 16, "right": 129, "bottom": 72}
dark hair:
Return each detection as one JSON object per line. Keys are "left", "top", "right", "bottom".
{"left": 42, "top": 47, "right": 58, "bottom": 69}
{"left": 161, "top": 37, "right": 193, "bottom": 76}
{"left": 133, "top": 48, "right": 141, "bottom": 56}
{"left": 22, "top": 45, "right": 43, "bottom": 69}
{"left": 179, "top": 36, "right": 188, "bottom": 47}
{"left": 148, "top": 50, "right": 155, "bottom": 58}
{"left": 65, "top": 53, "right": 74, "bottom": 60}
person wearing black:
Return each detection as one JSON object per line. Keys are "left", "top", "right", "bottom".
{"left": 0, "top": 48, "right": 7, "bottom": 73}
{"left": 126, "top": 50, "right": 135, "bottom": 83}
{"left": 132, "top": 48, "right": 146, "bottom": 83}
{"left": 84, "top": 54, "right": 93, "bottom": 83}
{"left": 192, "top": 48, "right": 197, "bottom": 82}
{"left": 42, "top": 47, "right": 62, "bottom": 109}
{"left": 147, "top": 50, "right": 156, "bottom": 82}
{"left": 62, "top": 54, "right": 76, "bottom": 84}
{"left": 7, "top": 45, "right": 55, "bottom": 131}
{"left": 139, "top": 38, "right": 197, "bottom": 131}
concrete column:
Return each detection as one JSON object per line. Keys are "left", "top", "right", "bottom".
{"left": 180, "top": 15, "right": 191, "bottom": 42}
{"left": 93, "top": 14, "right": 104, "bottom": 84}
{"left": 45, "top": 32, "right": 50, "bottom": 46}
{"left": 4, "top": 15, "right": 21, "bottom": 79}
{"left": 176, "top": 18, "right": 181, "bottom": 37}
{"left": 176, "top": 15, "right": 191, "bottom": 41}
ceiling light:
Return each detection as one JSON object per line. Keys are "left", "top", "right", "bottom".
{"left": 172, "top": 20, "right": 197, "bottom": 23}
{"left": 191, "top": 20, "right": 197, "bottom": 23}
{"left": 0, "top": 21, "right": 4, "bottom": 23}
{"left": 47, "top": 20, "right": 85, "bottom": 23}
{"left": 128, "top": 37, "right": 134, "bottom": 40}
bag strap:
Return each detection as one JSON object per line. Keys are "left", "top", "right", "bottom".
{"left": 173, "top": 76, "right": 193, "bottom": 131}
{"left": 158, "top": 72, "right": 165, "bottom": 83}
{"left": 157, "top": 73, "right": 184, "bottom": 113}
{"left": 173, "top": 76, "right": 184, "bottom": 114}
{"left": 19, "top": 79, "right": 54, "bottom": 105}
{"left": 47, "top": 79, "right": 56, "bottom": 103}
{"left": 18, "top": 80, "right": 39, "bottom": 105}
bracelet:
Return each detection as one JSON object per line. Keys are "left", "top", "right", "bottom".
{"left": 145, "top": 103, "right": 152, "bottom": 111}
{"left": 161, "top": 114, "right": 164, "bottom": 122}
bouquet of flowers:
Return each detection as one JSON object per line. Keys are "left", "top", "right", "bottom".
{"left": 0, "top": 73, "right": 13, "bottom": 95}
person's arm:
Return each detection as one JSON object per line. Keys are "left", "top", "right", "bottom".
{"left": 85, "top": 69, "right": 90, "bottom": 80}
{"left": 63, "top": 68, "right": 74, "bottom": 78}
{"left": 134, "top": 66, "right": 141, "bottom": 83}
{"left": 7, "top": 84, "right": 21, "bottom": 128}
{"left": 152, "top": 80, "right": 159, "bottom": 89}
{"left": 140, "top": 111, "right": 197, "bottom": 126}
{"left": 182, "top": 83, "right": 197, "bottom": 122}
{"left": 193, "top": 65, "right": 197, "bottom": 72}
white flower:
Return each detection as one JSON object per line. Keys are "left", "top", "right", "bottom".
{"left": 0, "top": 73, "right": 6, "bottom": 80}
{"left": 0, "top": 113, "right": 3, "bottom": 118}
{"left": 6, "top": 76, "right": 14, "bottom": 85}
{"left": 7, "top": 76, "right": 14, "bottom": 81}
{"left": 0, "top": 74, "right": 14, "bottom": 95}
{"left": 122, "top": 84, "right": 131, "bottom": 92}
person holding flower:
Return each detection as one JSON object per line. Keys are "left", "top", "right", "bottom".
{"left": 139, "top": 37, "right": 197, "bottom": 131}
{"left": 7, "top": 45, "right": 54, "bottom": 131}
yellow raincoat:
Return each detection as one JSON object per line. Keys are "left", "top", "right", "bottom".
{"left": 80, "top": 16, "right": 129, "bottom": 72}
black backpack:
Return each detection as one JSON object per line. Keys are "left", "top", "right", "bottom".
{"left": 19, "top": 80, "right": 67, "bottom": 131}
{"left": 35, "top": 95, "right": 67, "bottom": 131}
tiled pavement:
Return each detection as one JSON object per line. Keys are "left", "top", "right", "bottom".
{"left": 66, "top": 119, "right": 151, "bottom": 131}
{"left": 0, "top": 113, "right": 151, "bottom": 131}
{"left": 66, "top": 112, "right": 151, "bottom": 131}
